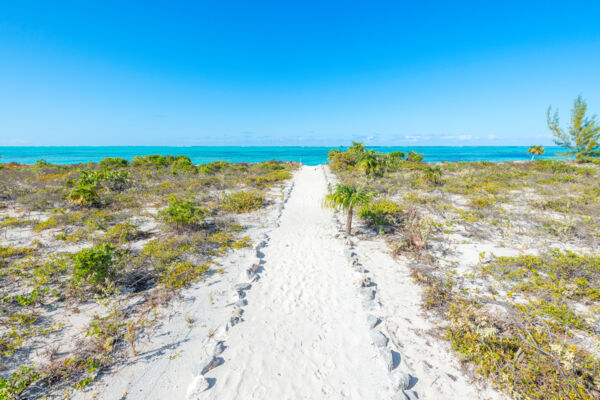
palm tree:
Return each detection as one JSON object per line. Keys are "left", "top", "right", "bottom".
{"left": 324, "top": 184, "right": 372, "bottom": 236}
{"left": 423, "top": 165, "right": 442, "bottom": 184}
{"left": 349, "top": 141, "right": 366, "bottom": 153}
{"left": 547, "top": 96, "right": 600, "bottom": 161}
{"left": 358, "top": 152, "right": 383, "bottom": 177}
{"left": 527, "top": 145, "right": 545, "bottom": 161}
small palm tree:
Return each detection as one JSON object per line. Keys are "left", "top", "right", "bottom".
{"left": 547, "top": 96, "right": 600, "bottom": 161}
{"left": 359, "top": 153, "right": 383, "bottom": 177}
{"left": 423, "top": 165, "right": 442, "bottom": 185}
{"left": 324, "top": 184, "right": 371, "bottom": 236}
{"left": 349, "top": 141, "right": 366, "bottom": 153}
{"left": 527, "top": 145, "right": 545, "bottom": 161}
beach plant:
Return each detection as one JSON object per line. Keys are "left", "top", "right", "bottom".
{"left": 349, "top": 141, "right": 366, "bottom": 153}
{"left": 72, "top": 243, "right": 116, "bottom": 287}
{"left": 423, "top": 165, "right": 443, "bottom": 185}
{"left": 159, "top": 195, "right": 206, "bottom": 231}
{"left": 406, "top": 151, "right": 424, "bottom": 163}
{"left": 220, "top": 191, "right": 264, "bottom": 213}
{"left": 527, "top": 145, "right": 545, "bottom": 160}
{"left": 358, "top": 199, "right": 404, "bottom": 227}
{"left": 197, "top": 161, "right": 228, "bottom": 174}
{"left": 68, "top": 183, "right": 100, "bottom": 206}
{"left": 324, "top": 184, "right": 371, "bottom": 235}
{"left": 131, "top": 154, "right": 170, "bottom": 168}
{"left": 547, "top": 95, "right": 600, "bottom": 161}
{"left": 170, "top": 157, "right": 197, "bottom": 175}
{"left": 98, "top": 157, "right": 128, "bottom": 168}
{"left": 358, "top": 151, "right": 384, "bottom": 177}
{"left": 104, "top": 221, "right": 143, "bottom": 244}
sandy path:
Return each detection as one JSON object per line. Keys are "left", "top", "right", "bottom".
{"left": 200, "top": 166, "right": 391, "bottom": 399}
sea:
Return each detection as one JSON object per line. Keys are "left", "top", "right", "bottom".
{"left": 0, "top": 146, "right": 566, "bottom": 166}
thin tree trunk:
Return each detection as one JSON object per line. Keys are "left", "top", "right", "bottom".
{"left": 346, "top": 206, "right": 353, "bottom": 236}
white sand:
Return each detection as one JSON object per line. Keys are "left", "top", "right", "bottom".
{"left": 198, "top": 166, "right": 392, "bottom": 399}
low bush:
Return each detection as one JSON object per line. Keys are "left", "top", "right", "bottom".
{"left": 170, "top": 157, "right": 197, "bottom": 175}
{"left": 159, "top": 196, "right": 206, "bottom": 230}
{"left": 104, "top": 221, "right": 144, "bottom": 244}
{"left": 358, "top": 199, "right": 404, "bottom": 226}
{"left": 72, "top": 243, "right": 116, "bottom": 287}
{"left": 131, "top": 154, "right": 170, "bottom": 168}
{"left": 247, "top": 170, "right": 291, "bottom": 188}
{"left": 220, "top": 191, "right": 264, "bottom": 213}
{"left": 446, "top": 299, "right": 600, "bottom": 400}
{"left": 67, "top": 184, "right": 100, "bottom": 206}
{"left": 159, "top": 261, "right": 210, "bottom": 290}
{"left": 197, "top": 161, "right": 228, "bottom": 174}
{"left": 98, "top": 157, "right": 128, "bottom": 169}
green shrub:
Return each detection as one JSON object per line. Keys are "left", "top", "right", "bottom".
{"left": 197, "top": 161, "right": 228, "bottom": 174}
{"left": 423, "top": 165, "right": 443, "bottom": 184}
{"left": 170, "top": 157, "right": 197, "bottom": 175}
{"left": 98, "top": 157, "right": 128, "bottom": 168}
{"left": 406, "top": 151, "right": 424, "bottom": 163}
{"left": 131, "top": 154, "right": 170, "bottom": 168}
{"left": 97, "top": 169, "right": 129, "bottom": 190}
{"left": 0, "top": 366, "right": 40, "bottom": 399}
{"left": 33, "top": 216, "right": 60, "bottom": 232}
{"left": 72, "top": 243, "right": 116, "bottom": 286}
{"left": 221, "top": 191, "right": 264, "bottom": 213}
{"left": 105, "top": 221, "right": 143, "bottom": 243}
{"left": 159, "top": 196, "right": 206, "bottom": 230}
{"left": 76, "top": 169, "right": 129, "bottom": 190}
{"left": 358, "top": 199, "right": 404, "bottom": 226}
{"left": 248, "top": 170, "right": 291, "bottom": 188}
{"left": 159, "top": 261, "right": 210, "bottom": 290}
{"left": 446, "top": 299, "right": 600, "bottom": 400}
{"left": 470, "top": 197, "right": 493, "bottom": 208}
{"left": 481, "top": 250, "right": 600, "bottom": 302}
{"left": 388, "top": 151, "right": 405, "bottom": 159}
{"left": 68, "top": 184, "right": 100, "bottom": 206}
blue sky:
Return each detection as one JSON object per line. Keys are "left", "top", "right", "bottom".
{"left": 1, "top": 0, "right": 599, "bottom": 146}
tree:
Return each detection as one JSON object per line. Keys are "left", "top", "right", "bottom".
{"left": 527, "top": 145, "right": 545, "bottom": 161}
{"left": 358, "top": 151, "right": 384, "bottom": 177}
{"left": 547, "top": 96, "right": 600, "bottom": 161}
{"left": 349, "top": 141, "right": 366, "bottom": 153}
{"left": 324, "top": 184, "right": 371, "bottom": 236}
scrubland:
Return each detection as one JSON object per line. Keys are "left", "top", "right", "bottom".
{"left": 329, "top": 146, "right": 600, "bottom": 400}
{"left": 0, "top": 156, "right": 296, "bottom": 399}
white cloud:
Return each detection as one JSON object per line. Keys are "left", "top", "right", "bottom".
{"left": 487, "top": 134, "right": 497, "bottom": 140}
{"left": 441, "top": 134, "right": 472, "bottom": 141}
{"left": 404, "top": 135, "right": 422, "bottom": 142}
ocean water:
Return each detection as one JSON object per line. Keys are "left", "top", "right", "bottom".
{"left": 0, "top": 146, "right": 566, "bottom": 166}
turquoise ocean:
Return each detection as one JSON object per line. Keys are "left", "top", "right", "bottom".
{"left": 0, "top": 146, "right": 566, "bottom": 166}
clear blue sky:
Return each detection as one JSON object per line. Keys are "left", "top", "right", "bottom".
{"left": 1, "top": 0, "right": 599, "bottom": 146}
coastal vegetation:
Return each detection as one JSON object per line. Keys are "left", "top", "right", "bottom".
{"left": 527, "top": 145, "right": 545, "bottom": 160}
{"left": 328, "top": 143, "right": 600, "bottom": 399}
{"left": 548, "top": 95, "right": 600, "bottom": 162}
{"left": 324, "top": 184, "right": 372, "bottom": 236}
{"left": 0, "top": 156, "right": 296, "bottom": 398}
